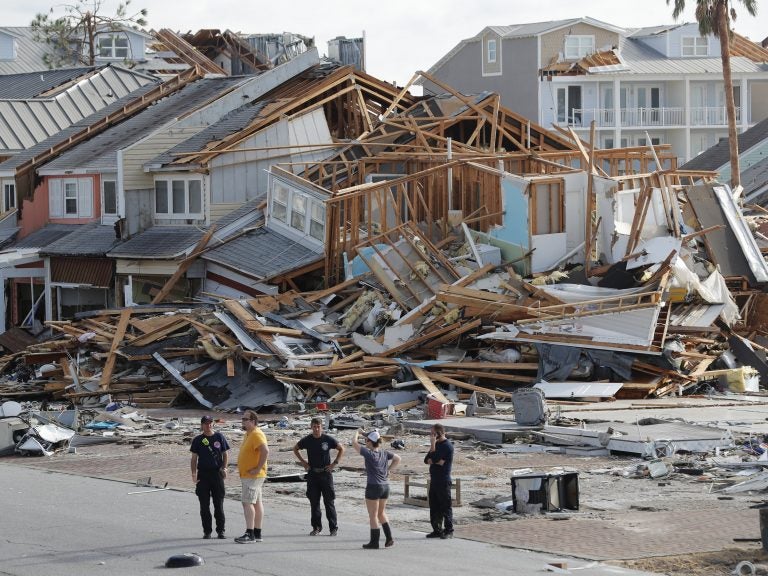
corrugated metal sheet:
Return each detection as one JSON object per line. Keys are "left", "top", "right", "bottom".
{"left": 0, "top": 67, "right": 95, "bottom": 99}
{"left": 39, "top": 76, "right": 247, "bottom": 173}
{"left": 50, "top": 257, "right": 114, "bottom": 288}
{"left": 0, "top": 65, "right": 159, "bottom": 155}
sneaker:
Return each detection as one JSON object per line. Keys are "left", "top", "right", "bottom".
{"left": 329, "top": 529, "right": 338, "bottom": 537}
{"left": 252, "top": 535, "right": 263, "bottom": 542}
{"left": 425, "top": 531, "right": 443, "bottom": 539}
{"left": 309, "top": 528, "right": 321, "bottom": 536}
{"left": 203, "top": 533, "right": 212, "bottom": 539}
{"left": 234, "top": 532, "right": 255, "bottom": 544}
{"left": 217, "top": 533, "right": 226, "bottom": 539}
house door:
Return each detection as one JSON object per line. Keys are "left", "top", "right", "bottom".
{"left": 556, "top": 86, "right": 582, "bottom": 125}
{"left": 637, "top": 86, "right": 661, "bottom": 124}
{"left": 600, "top": 85, "right": 615, "bottom": 125}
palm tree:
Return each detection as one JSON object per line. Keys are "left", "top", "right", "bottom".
{"left": 667, "top": 0, "right": 757, "bottom": 190}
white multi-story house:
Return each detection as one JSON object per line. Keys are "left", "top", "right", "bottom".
{"left": 420, "top": 17, "right": 768, "bottom": 163}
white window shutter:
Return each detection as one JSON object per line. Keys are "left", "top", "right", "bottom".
{"left": 78, "top": 178, "right": 93, "bottom": 217}
{"left": 49, "top": 179, "right": 63, "bottom": 217}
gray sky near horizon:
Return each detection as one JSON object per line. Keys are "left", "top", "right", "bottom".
{"left": 5, "top": 0, "right": 766, "bottom": 86}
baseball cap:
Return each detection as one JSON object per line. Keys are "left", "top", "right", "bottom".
{"left": 367, "top": 430, "right": 381, "bottom": 442}
{"left": 201, "top": 415, "right": 214, "bottom": 424}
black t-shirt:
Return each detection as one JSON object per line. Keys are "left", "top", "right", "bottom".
{"left": 190, "top": 431, "right": 230, "bottom": 471}
{"left": 425, "top": 438, "right": 453, "bottom": 484}
{"left": 297, "top": 433, "right": 339, "bottom": 468}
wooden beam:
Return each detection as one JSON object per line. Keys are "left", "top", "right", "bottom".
{"left": 99, "top": 308, "right": 132, "bottom": 390}
{"left": 152, "top": 225, "right": 217, "bottom": 304}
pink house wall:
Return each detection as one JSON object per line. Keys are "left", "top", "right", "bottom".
{"left": 19, "top": 175, "right": 103, "bottom": 239}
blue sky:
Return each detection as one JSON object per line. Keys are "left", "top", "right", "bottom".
{"left": 6, "top": 0, "right": 765, "bottom": 86}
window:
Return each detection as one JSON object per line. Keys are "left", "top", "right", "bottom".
{"left": 564, "top": 35, "right": 594, "bottom": 59}
{"left": 272, "top": 183, "right": 288, "bottom": 223}
{"left": 98, "top": 34, "right": 129, "bottom": 59}
{"left": 556, "top": 86, "right": 582, "bottom": 125}
{"left": 682, "top": 36, "right": 708, "bottom": 57}
{"left": 64, "top": 182, "right": 78, "bottom": 214}
{"left": 310, "top": 202, "right": 325, "bottom": 241}
{"left": 2, "top": 180, "right": 15, "bottom": 211}
{"left": 48, "top": 178, "right": 93, "bottom": 219}
{"left": 269, "top": 177, "right": 326, "bottom": 244}
{"left": 103, "top": 180, "right": 117, "bottom": 215}
{"left": 154, "top": 177, "right": 203, "bottom": 219}
{"left": 487, "top": 38, "right": 497, "bottom": 63}
{"left": 291, "top": 193, "right": 306, "bottom": 231}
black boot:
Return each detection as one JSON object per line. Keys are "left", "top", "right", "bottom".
{"left": 362, "top": 528, "right": 380, "bottom": 549}
{"left": 382, "top": 522, "right": 393, "bottom": 547}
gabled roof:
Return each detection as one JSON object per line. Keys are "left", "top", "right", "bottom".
{"left": 107, "top": 226, "right": 204, "bottom": 259}
{"left": 38, "top": 76, "right": 248, "bottom": 174}
{"left": 0, "top": 82, "right": 159, "bottom": 174}
{"left": 201, "top": 226, "right": 321, "bottom": 281}
{"left": 0, "top": 65, "right": 159, "bottom": 154}
{"left": 680, "top": 116, "right": 768, "bottom": 172}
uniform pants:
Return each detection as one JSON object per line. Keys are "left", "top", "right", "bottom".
{"left": 196, "top": 468, "right": 226, "bottom": 534}
{"left": 428, "top": 481, "right": 454, "bottom": 533}
{"left": 306, "top": 471, "right": 337, "bottom": 531}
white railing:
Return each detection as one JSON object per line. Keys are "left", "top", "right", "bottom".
{"left": 689, "top": 106, "right": 741, "bottom": 126}
{"left": 568, "top": 107, "right": 685, "bottom": 127}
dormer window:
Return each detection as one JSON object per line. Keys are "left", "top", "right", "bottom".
{"left": 0, "top": 36, "right": 17, "bottom": 61}
{"left": 682, "top": 36, "right": 708, "bottom": 57}
{"left": 487, "top": 38, "right": 497, "bottom": 63}
{"left": 564, "top": 35, "right": 595, "bottom": 59}
{"left": 98, "top": 34, "right": 129, "bottom": 59}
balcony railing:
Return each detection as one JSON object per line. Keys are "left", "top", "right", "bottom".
{"left": 689, "top": 106, "right": 741, "bottom": 126}
{"left": 566, "top": 106, "right": 743, "bottom": 128}
{"left": 568, "top": 107, "right": 685, "bottom": 127}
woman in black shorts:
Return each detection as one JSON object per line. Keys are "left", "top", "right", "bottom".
{"left": 352, "top": 429, "right": 401, "bottom": 549}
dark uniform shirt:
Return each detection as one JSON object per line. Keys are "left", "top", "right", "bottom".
{"left": 190, "top": 431, "right": 229, "bottom": 470}
{"left": 425, "top": 438, "right": 453, "bottom": 484}
{"left": 297, "top": 433, "right": 339, "bottom": 469}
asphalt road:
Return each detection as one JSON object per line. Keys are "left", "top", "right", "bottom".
{"left": 0, "top": 465, "right": 663, "bottom": 576}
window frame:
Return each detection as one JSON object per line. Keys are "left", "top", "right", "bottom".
{"left": 97, "top": 33, "right": 129, "bottom": 59}
{"left": 268, "top": 176, "right": 326, "bottom": 245}
{"left": 487, "top": 38, "right": 497, "bottom": 63}
{"left": 564, "top": 35, "right": 595, "bottom": 59}
{"left": 2, "top": 180, "right": 15, "bottom": 211}
{"left": 154, "top": 176, "right": 204, "bottom": 220}
{"left": 102, "top": 179, "right": 117, "bottom": 216}
{"left": 681, "top": 36, "right": 709, "bottom": 57}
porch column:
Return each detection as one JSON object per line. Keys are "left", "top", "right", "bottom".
{"left": 44, "top": 257, "right": 52, "bottom": 324}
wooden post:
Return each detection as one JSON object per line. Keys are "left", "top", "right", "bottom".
{"left": 760, "top": 508, "right": 768, "bottom": 551}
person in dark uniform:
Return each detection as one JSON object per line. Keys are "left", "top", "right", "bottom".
{"left": 424, "top": 422, "right": 454, "bottom": 539}
{"left": 293, "top": 417, "right": 345, "bottom": 536}
{"left": 190, "top": 415, "right": 230, "bottom": 539}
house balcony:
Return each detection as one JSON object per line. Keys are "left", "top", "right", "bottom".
{"left": 569, "top": 107, "right": 685, "bottom": 127}
{"left": 689, "top": 106, "right": 741, "bottom": 126}
{"left": 567, "top": 106, "right": 743, "bottom": 128}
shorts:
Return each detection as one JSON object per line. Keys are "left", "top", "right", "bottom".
{"left": 365, "top": 483, "right": 390, "bottom": 500}
{"left": 241, "top": 477, "right": 266, "bottom": 503}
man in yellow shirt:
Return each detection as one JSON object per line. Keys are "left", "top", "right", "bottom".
{"left": 235, "top": 410, "right": 270, "bottom": 543}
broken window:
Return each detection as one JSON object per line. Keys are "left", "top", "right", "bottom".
{"left": 530, "top": 179, "right": 564, "bottom": 235}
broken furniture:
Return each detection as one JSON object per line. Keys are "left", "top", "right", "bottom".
{"left": 403, "top": 474, "right": 462, "bottom": 508}
{"left": 510, "top": 470, "right": 579, "bottom": 514}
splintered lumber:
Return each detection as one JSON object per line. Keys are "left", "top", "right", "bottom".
{"left": 127, "top": 317, "right": 189, "bottom": 347}
{"left": 411, "top": 366, "right": 449, "bottom": 404}
{"left": 152, "top": 225, "right": 217, "bottom": 304}
{"left": 442, "top": 369, "right": 536, "bottom": 384}
{"left": 437, "top": 285, "right": 530, "bottom": 321}
{"left": 427, "top": 372, "right": 514, "bottom": 399}
{"left": 100, "top": 309, "right": 132, "bottom": 390}
{"left": 331, "top": 366, "right": 400, "bottom": 382}
{"left": 422, "top": 318, "right": 482, "bottom": 349}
